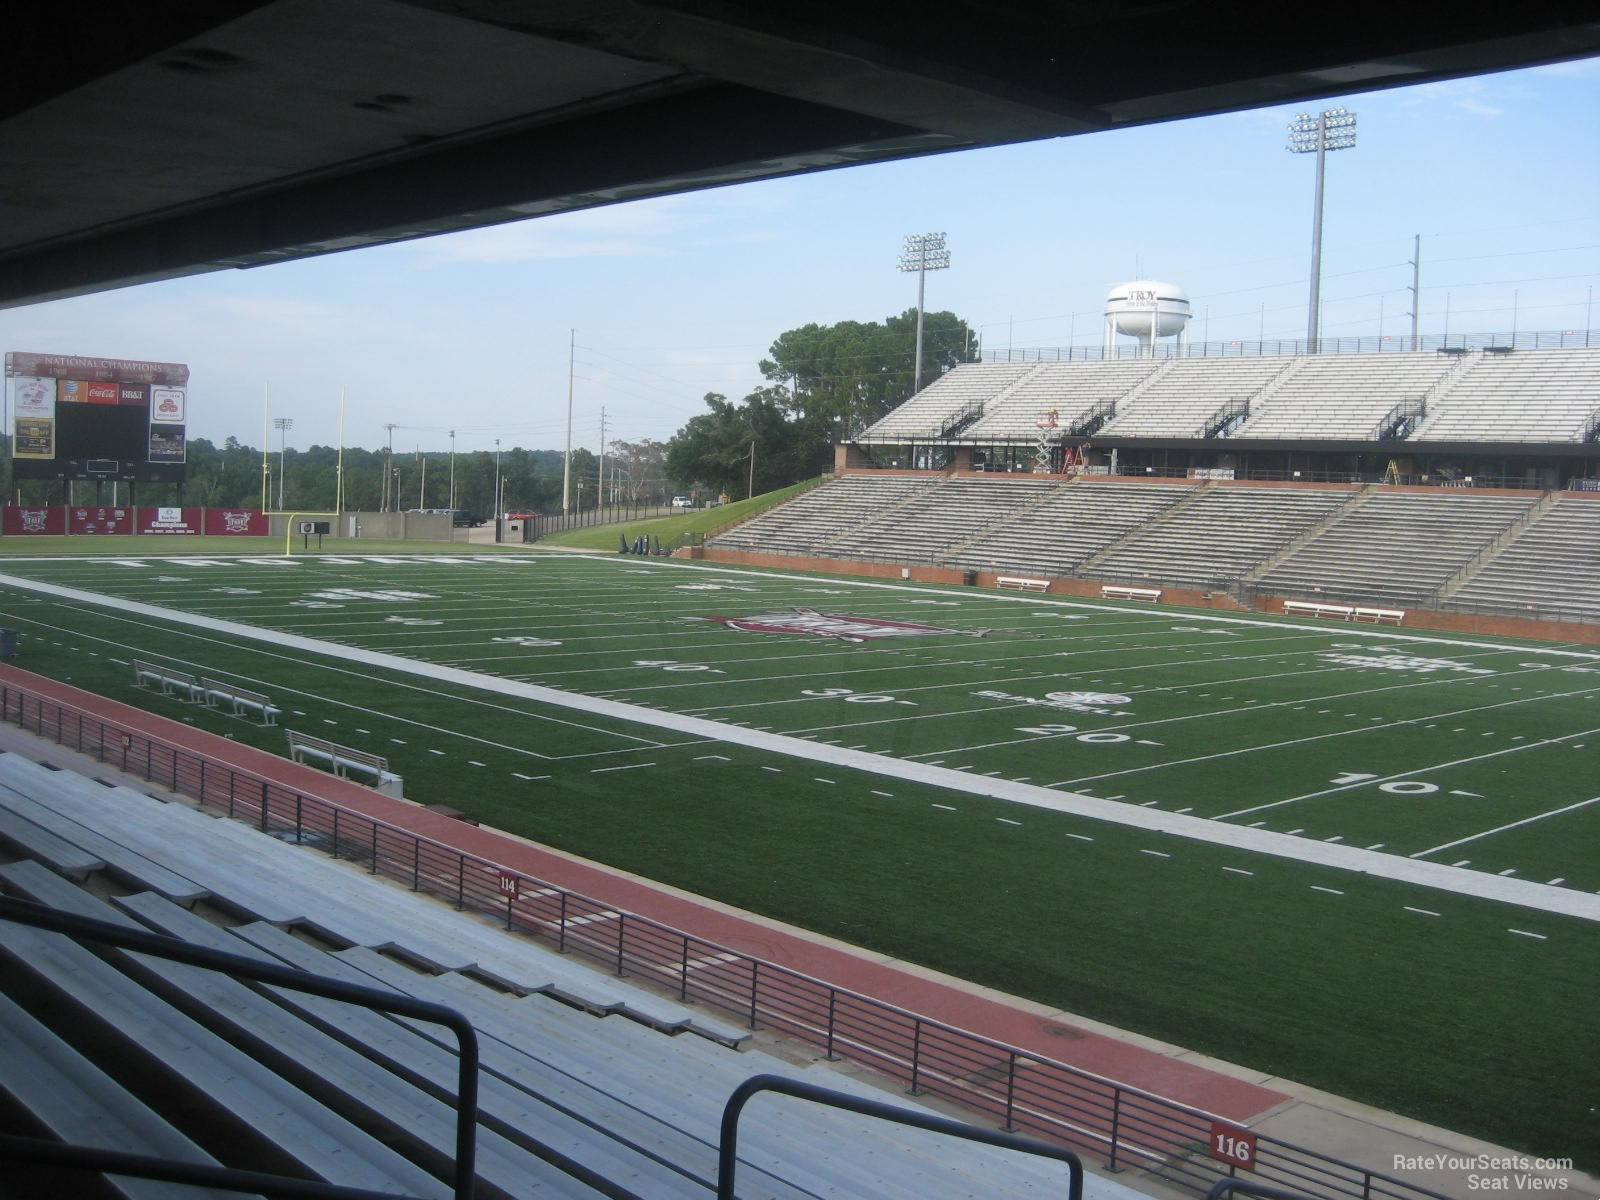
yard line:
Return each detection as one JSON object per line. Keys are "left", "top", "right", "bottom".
{"left": 427, "top": 748, "right": 445, "bottom": 756}
{"left": 1222, "top": 867, "right": 1253, "bottom": 876}
{"left": 997, "top": 817, "right": 1022, "bottom": 826}
{"left": 1311, "top": 886, "right": 1344, "bottom": 895}
{"left": 591, "top": 762, "right": 656, "bottom": 773}
{"left": 1213, "top": 729, "right": 1600, "bottom": 821}
{"left": 1066, "top": 833, "right": 1094, "bottom": 842}
{"left": 1404, "top": 907, "right": 1441, "bottom": 917}
{"left": 1411, "top": 794, "right": 1600, "bottom": 859}
{"left": 467, "top": 761, "right": 485, "bottom": 767}
{"left": 871, "top": 790, "right": 894, "bottom": 798}
{"left": 814, "top": 778, "right": 835, "bottom": 785}
{"left": 1140, "top": 849, "right": 1170, "bottom": 858}
{"left": 932, "top": 803, "right": 957, "bottom": 811}
{"left": 1508, "top": 929, "right": 1547, "bottom": 940}
{"left": 14, "top": 567, "right": 1600, "bottom": 924}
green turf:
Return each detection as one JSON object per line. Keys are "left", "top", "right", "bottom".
{"left": 535, "top": 476, "right": 827, "bottom": 549}
{"left": 0, "top": 548, "right": 1595, "bottom": 1168}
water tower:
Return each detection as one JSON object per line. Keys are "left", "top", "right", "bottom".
{"left": 1103, "top": 280, "right": 1192, "bottom": 356}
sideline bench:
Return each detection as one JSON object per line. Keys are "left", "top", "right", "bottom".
{"left": 1353, "top": 606, "right": 1406, "bottom": 625}
{"left": 133, "top": 660, "right": 202, "bottom": 701}
{"left": 287, "top": 731, "right": 404, "bottom": 797}
{"left": 202, "top": 676, "right": 282, "bottom": 725}
{"left": 1283, "top": 600, "right": 1354, "bottom": 620}
{"left": 1101, "top": 584, "right": 1162, "bottom": 603}
{"left": 996, "top": 575, "right": 1050, "bottom": 593}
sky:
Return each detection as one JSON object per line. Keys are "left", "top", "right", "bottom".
{"left": 3, "top": 57, "right": 1596, "bottom": 460}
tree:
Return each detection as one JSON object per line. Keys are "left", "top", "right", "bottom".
{"left": 606, "top": 438, "right": 668, "bottom": 505}
{"left": 760, "top": 308, "right": 977, "bottom": 435}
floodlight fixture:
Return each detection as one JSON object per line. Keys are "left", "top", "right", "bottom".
{"left": 1287, "top": 107, "right": 1357, "bottom": 351}
{"left": 897, "top": 232, "right": 951, "bottom": 395}
{"left": 272, "top": 417, "right": 293, "bottom": 509}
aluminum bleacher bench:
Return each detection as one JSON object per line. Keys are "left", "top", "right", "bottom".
{"left": 201, "top": 677, "right": 281, "bottom": 725}
{"left": 1101, "top": 584, "right": 1162, "bottom": 602}
{"left": 995, "top": 575, "right": 1050, "bottom": 592}
{"left": 133, "top": 660, "right": 202, "bottom": 702}
{"left": 1352, "top": 606, "right": 1406, "bottom": 625}
{"left": 1283, "top": 599, "right": 1355, "bottom": 620}
{"left": 287, "top": 731, "right": 404, "bottom": 797}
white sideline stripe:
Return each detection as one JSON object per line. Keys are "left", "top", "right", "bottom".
{"left": 1411, "top": 795, "right": 1600, "bottom": 859}
{"left": 8, "top": 569, "right": 1599, "bottom": 925}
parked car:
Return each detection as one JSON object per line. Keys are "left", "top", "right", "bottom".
{"left": 671, "top": 495, "right": 693, "bottom": 509}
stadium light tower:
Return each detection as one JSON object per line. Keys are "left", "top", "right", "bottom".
{"left": 897, "top": 232, "right": 950, "bottom": 396}
{"left": 272, "top": 417, "right": 293, "bottom": 509}
{"left": 1287, "top": 107, "right": 1356, "bottom": 352}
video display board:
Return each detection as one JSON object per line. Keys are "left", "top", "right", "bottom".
{"left": 5, "top": 352, "right": 188, "bottom": 482}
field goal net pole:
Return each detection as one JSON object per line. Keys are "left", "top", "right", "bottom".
{"left": 279, "top": 512, "right": 339, "bottom": 556}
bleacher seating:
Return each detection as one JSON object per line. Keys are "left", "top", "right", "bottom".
{"left": 1443, "top": 497, "right": 1600, "bottom": 621}
{"left": 0, "top": 749, "right": 1120, "bottom": 1200}
{"left": 964, "top": 360, "right": 1161, "bottom": 439}
{"left": 824, "top": 475, "right": 1062, "bottom": 562}
{"left": 1098, "top": 357, "right": 1291, "bottom": 438}
{"left": 1236, "top": 353, "right": 1457, "bottom": 440}
{"left": 857, "top": 362, "right": 1036, "bottom": 442}
{"left": 945, "top": 480, "right": 1196, "bottom": 577}
{"left": 1414, "top": 348, "right": 1600, "bottom": 442}
{"left": 708, "top": 473, "right": 940, "bottom": 555}
{"left": 1090, "top": 487, "right": 1355, "bottom": 587}
{"left": 1252, "top": 491, "right": 1539, "bottom": 606}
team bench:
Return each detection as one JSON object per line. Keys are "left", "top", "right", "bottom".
{"left": 1282, "top": 599, "right": 1405, "bottom": 625}
{"left": 133, "top": 660, "right": 202, "bottom": 702}
{"left": 1101, "top": 584, "right": 1162, "bottom": 603}
{"left": 201, "top": 677, "right": 282, "bottom": 725}
{"left": 287, "top": 731, "right": 405, "bottom": 797}
{"left": 996, "top": 575, "right": 1051, "bottom": 593}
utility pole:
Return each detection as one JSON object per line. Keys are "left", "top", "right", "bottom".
{"left": 383, "top": 423, "right": 397, "bottom": 511}
{"left": 747, "top": 439, "right": 755, "bottom": 500}
{"left": 562, "top": 328, "right": 574, "bottom": 515}
{"left": 1407, "top": 234, "right": 1421, "bottom": 351}
{"left": 418, "top": 446, "right": 425, "bottom": 510}
{"left": 597, "top": 407, "right": 606, "bottom": 520}
{"left": 448, "top": 429, "right": 456, "bottom": 512}
{"left": 494, "top": 438, "right": 501, "bottom": 524}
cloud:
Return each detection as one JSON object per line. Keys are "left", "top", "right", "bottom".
{"left": 1456, "top": 97, "right": 1503, "bottom": 117}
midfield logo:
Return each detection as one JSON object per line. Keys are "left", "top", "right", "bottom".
{"left": 704, "top": 607, "right": 990, "bottom": 644}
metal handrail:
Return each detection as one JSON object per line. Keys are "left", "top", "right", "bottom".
{"left": 1206, "top": 1180, "right": 1319, "bottom": 1200}
{"left": 0, "top": 681, "right": 1457, "bottom": 1200}
{"left": 0, "top": 895, "right": 480, "bottom": 1200}
{"left": 717, "top": 1073, "right": 1084, "bottom": 1200}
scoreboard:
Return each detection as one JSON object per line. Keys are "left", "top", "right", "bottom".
{"left": 6, "top": 351, "right": 188, "bottom": 483}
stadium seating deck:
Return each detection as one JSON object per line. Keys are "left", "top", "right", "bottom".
{"left": 1443, "top": 497, "right": 1600, "bottom": 620}
{"left": 1090, "top": 487, "right": 1355, "bottom": 587}
{"left": 1252, "top": 491, "right": 1540, "bottom": 606}
{"left": 0, "top": 749, "right": 1126, "bottom": 1200}
{"left": 964, "top": 360, "right": 1163, "bottom": 439}
{"left": 825, "top": 475, "right": 1063, "bottom": 562}
{"left": 1237, "top": 353, "right": 1457, "bottom": 440}
{"left": 857, "top": 362, "right": 1036, "bottom": 442}
{"left": 1099, "top": 357, "right": 1291, "bottom": 438}
{"left": 1412, "top": 348, "right": 1600, "bottom": 442}
{"left": 709, "top": 473, "right": 941, "bottom": 555}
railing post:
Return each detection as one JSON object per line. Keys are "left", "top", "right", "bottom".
{"left": 456, "top": 855, "right": 465, "bottom": 910}
{"left": 198, "top": 759, "right": 205, "bottom": 805}
{"left": 369, "top": 820, "right": 378, "bottom": 873}
{"left": 825, "top": 989, "right": 838, "bottom": 1060}
{"left": 748, "top": 961, "right": 759, "bottom": 1029}
{"left": 1003, "top": 1050, "right": 1019, "bottom": 1131}
{"left": 259, "top": 781, "right": 269, "bottom": 834}
{"left": 331, "top": 808, "right": 340, "bottom": 858}
{"left": 1107, "top": 1087, "right": 1122, "bottom": 1170}
{"left": 909, "top": 1020, "right": 923, "bottom": 1094}
{"left": 679, "top": 934, "right": 690, "bottom": 1001}
{"left": 295, "top": 794, "right": 303, "bottom": 842}
{"left": 412, "top": 839, "right": 421, "bottom": 891}
{"left": 558, "top": 892, "right": 568, "bottom": 952}
{"left": 615, "top": 912, "right": 626, "bottom": 976}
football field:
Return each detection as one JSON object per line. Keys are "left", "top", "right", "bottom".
{"left": 0, "top": 547, "right": 1595, "bottom": 1166}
